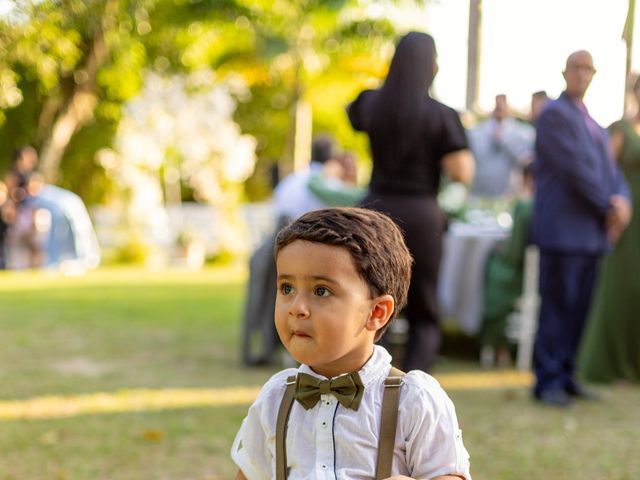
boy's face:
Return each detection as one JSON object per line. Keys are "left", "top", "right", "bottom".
{"left": 275, "top": 240, "right": 389, "bottom": 378}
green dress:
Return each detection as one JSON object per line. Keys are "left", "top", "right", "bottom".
{"left": 480, "top": 198, "right": 533, "bottom": 349}
{"left": 578, "top": 119, "right": 640, "bottom": 383}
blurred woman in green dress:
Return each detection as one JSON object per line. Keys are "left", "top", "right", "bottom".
{"left": 578, "top": 76, "right": 640, "bottom": 383}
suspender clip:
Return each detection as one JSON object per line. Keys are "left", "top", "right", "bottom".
{"left": 384, "top": 377, "right": 404, "bottom": 388}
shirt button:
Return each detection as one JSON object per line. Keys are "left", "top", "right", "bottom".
{"left": 321, "top": 421, "right": 327, "bottom": 428}
{"left": 321, "top": 464, "right": 327, "bottom": 470}
{"left": 325, "top": 401, "right": 331, "bottom": 405}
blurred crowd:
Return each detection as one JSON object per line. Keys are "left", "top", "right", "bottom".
{"left": 0, "top": 146, "right": 41, "bottom": 269}
{"left": 0, "top": 146, "right": 100, "bottom": 272}
{"left": 2, "top": 31, "right": 636, "bottom": 401}
{"left": 242, "top": 36, "right": 640, "bottom": 403}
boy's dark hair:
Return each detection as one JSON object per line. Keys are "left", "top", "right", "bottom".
{"left": 275, "top": 207, "right": 413, "bottom": 341}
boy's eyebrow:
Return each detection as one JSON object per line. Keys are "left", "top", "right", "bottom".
{"left": 277, "top": 274, "right": 338, "bottom": 284}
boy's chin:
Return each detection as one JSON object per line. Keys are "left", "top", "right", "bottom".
{"left": 286, "top": 349, "right": 310, "bottom": 366}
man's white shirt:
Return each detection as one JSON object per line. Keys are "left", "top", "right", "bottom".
{"left": 273, "top": 162, "right": 328, "bottom": 221}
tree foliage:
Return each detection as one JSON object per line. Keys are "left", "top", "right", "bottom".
{"left": 0, "top": 0, "right": 423, "bottom": 203}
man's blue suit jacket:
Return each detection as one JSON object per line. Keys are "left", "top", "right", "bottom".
{"left": 532, "top": 92, "right": 630, "bottom": 254}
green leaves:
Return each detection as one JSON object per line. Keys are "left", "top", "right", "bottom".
{"left": 0, "top": 0, "right": 420, "bottom": 202}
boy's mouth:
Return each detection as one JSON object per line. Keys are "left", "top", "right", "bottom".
{"left": 292, "top": 330, "right": 311, "bottom": 338}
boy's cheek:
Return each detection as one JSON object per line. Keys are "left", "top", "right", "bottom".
{"left": 274, "top": 315, "right": 290, "bottom": 337}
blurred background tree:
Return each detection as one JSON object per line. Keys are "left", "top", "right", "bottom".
{"left": 0, "top": 0, "right": 423, "bottom": 205}
{"left": 0, "top": 0, "right": 151, "bottom": 203}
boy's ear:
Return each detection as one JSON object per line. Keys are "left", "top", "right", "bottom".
{"left": 365, "top": 294, "right": 395, "bottom": 332}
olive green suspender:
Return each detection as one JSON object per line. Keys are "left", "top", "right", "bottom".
{"left": 275, "top": 367, "right": 405, "bottom": 480}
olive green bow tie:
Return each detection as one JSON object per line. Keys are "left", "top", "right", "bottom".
{"left": 294, "top": 372, "right": 365, "bottom": 411}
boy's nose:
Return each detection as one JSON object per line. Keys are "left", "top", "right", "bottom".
{"left": 289, "top": 295, "right": 310, "bottom": 318}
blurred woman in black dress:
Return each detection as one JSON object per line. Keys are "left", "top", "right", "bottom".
{"left": 347, "top": 31, "right": 474, "bottom": 372}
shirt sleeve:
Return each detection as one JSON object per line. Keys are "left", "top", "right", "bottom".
{"left": 400, "top": 372, "right": 472, "bottom": 480}
{"left": 437, "top": 105, "right": 469, "bottom": 158}
{"left": 231, "top": 371, "right": 294, "bottom": 480}
{"left": 498, "top": 121, "right": 535, "bottom": 165}
{"left": 346, "top": 90, "right": 374, "bottom": 132}
{"left": 307, "top": 172, "right": 366, "bottom": 207}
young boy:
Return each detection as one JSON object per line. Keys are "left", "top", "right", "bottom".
{"left": 232, "top": 207, "right": 471, "bottom": 479}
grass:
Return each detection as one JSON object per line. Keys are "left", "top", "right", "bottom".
{"left": 0, "top": 266, "right": 639, "bottom": 479}
{"left": 0, "top": 266, "right": 272, "bottom": 400}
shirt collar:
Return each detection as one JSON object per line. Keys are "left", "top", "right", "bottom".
{"left": 297, "top": 345, "right": 392, "bottom": 386}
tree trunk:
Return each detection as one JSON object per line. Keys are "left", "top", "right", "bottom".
{"left": 39, "top": 91, "right": 99, "bottom": 182}
{"left": 282, "top": 61, "right": 303, "bottom": 177}
{"left": 466, "top": 0, "right": 482, "bottom": 113}
{"left": 623, "top": 0, "right": 636, "bottom": 113}
{"left": 38, "top": 0, "right": 117, "bottom": 182}
{"left": 293, "top": 98, "right": 312, "bottom": 172}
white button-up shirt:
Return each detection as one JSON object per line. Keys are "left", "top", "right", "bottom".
{"left": 469, "top": 117, "right": 535, "bottom": 198}
{"left": 231, "top": 346, "right": 471, "bottom": 479}
{"left": 273, "top": 162, "right": 328, "bottom": 221}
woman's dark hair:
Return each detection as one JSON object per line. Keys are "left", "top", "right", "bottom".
{"left": 370, "top": 32, "right": 436, "bottom": 164}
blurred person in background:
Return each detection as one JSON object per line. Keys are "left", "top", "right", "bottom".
{"left": 532, "top": 50, "right": 631, "bottom": 407}
{"left": 307, "top": 150, "right": 366, "bottom": 206}
{"left": 2, "top": 146, "right": 40, "bottom": 268}
{"left": 469, "top": 94, "right": 535, "bottom": 199}
{"left": 0, "top": 181, "right": 9, "bottom": 269}
{"left": 479, "top": 163, "right": 535, "bottom": 366}
{"left": 530, "top": 90, "right": 549, "bottom": 124}
{"left": 272, "top": 135, "right": 335, "bottom": 224}
{"left": 347, "top": 31, "right": 474, "bottom": 372}
{"left": 6, "top": 173, "right": 46, "bottom": 269}
{"left": 578, "top": 74, "right": 640, "bottom": 384}
{"left": 4, "top": 171, "right": 101, "bottom": 271}
{"left": 5, "top": 146, "right": 39, "bottom": 204}
{"left": 242, "top": 136, "right": 360, "bottom": 366}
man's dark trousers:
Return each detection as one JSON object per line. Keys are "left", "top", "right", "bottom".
{"left": 533, "top": 250, "right": 599, "bottom": 397}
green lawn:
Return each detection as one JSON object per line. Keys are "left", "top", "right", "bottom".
{"left": 0, "top": 266, "right": 639, "bottom": 479}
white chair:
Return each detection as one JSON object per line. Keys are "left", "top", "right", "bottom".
{"left": 505, "top": 245, "right": 540, "bottom": 371}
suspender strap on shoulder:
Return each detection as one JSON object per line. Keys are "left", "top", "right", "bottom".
{"left": 375, "top": 366, "right": 405, "bottom": 480}
{"left": 275, "top": 375, "right": 297, "bottom": 480}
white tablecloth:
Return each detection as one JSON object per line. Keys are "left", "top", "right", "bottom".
{"left": 438, "top": 222, "right": 509, "bottom": 335}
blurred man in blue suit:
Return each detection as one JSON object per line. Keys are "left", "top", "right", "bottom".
{"left": 532, "top": 50, "right": 631, "bottom": 406}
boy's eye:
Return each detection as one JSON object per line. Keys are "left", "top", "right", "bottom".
{"left": 314, "top": 286, "right": 330, "bottom": 297}
{"left": 280, "top": 283, "right": 294, "bottom": 295}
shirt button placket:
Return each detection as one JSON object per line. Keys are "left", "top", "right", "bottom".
{"left": 316, "top": 393, "right": 335, "bottom": 479}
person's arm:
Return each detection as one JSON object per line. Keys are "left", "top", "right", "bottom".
{"left": 606, "top": 192, "right": 632, "bottom": 244}
{"left": 231, "top": 373, "right": 289, "bottom": 480}
{"left": 346, "top": 90, "right": 373, "bottom": 132}
{"left": 307, "top": 172, "right": 366, "bottom": 206}
{"left": 384, "top": 476, "right": 464, "bottom": 479}
{"left": 604, "top": 124, "right": 632, "bottom": 243}
{"left": 401, "top": 373, "right": 471, "bottom": 480}
{"left": 609, "top": 128, "right": 625, "bottom": 161}
{"left": 442, "top": 149, "right": 475, "bottom": 185}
